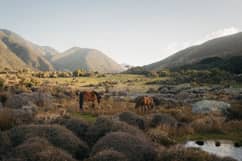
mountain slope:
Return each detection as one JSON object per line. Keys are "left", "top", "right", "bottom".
{"left": 41, "top": 46, "right": 59, "bottom": 61}
{"left": 0, "top": 29, "right": 54, "bottom": 71}
{"left": 145, "top": 32, "right": 242, "bottom": 70}
{"left": 51, "top": 47, "right": 124, "bottom": 73}
{"left": 0, "top": 38, "right": 28, "bottom": 70}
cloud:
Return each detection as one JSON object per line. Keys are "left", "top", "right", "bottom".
{"left": 166, "top": 27, "right": 241, "bottom": 55}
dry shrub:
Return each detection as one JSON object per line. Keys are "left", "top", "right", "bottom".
{"left": 7, "top": 137, "right": 77, "bottom": 161}
{"left": 0, "top": 108, "right": 33, "bottom": 131}
{"left": 52, "top": 117, "right": 89, "bottom": 140}
{"left": 0, "top": 92, "right": 8, "bottom": 105}
{"left": 86, "top": 149, "right": 127, "bottom": 161}
{"left": 226, "top": 103, "right": 242, "bottom": 120}
{"left": 223, "top": 120, "right": 242, "bottom": 132}
{"left": 191, "top": 116, "right": 224, "bottom": 133}
{"left": 0, "top": 131, "right": 11, "bottom": 156}
{"left": 150, "top": 113, "right": 177, "bottom": 128}
{"left": 146, "top": 127, "right": 176, "bottom": 146}
{"left": 6, "top": 92, "right": 52, "bottom": 109}
{"left": 5, "top": 124, "right": 89, "bottom": 160}
{"left": 86, "top": 116, "right": 145, "bottom": 145}
{"left": 169, "top": 107, "right": 194, "bottom": 123}
{"left": 158, "top": 147, "right": 236, "bottom": 161}
{"left": 175, "top": 123, "right": 194, "bottom": 137}
{"left": 118, "top": 112, "right": 147, "bottom": 129}
{"left": 0, "top": 77, "right": 5, "bottom": 89}
{"left": 97, "top": 97, "right": 134, "bottom": 115}
{"left": 91, "top": 132, "right": 157, "bottom": 161}
{"left": 0, "top": 108, "right": 15, "bottom": 130}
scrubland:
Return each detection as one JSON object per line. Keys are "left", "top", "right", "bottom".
{"left": 0, "top": 69, "right": 241, "bottom": 161}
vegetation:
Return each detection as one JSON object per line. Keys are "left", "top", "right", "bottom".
{"left": 0, "top": 69, "right": 241, "bottom": 161}
{"left": 91, "top": 132, "right": 156, "bottom": 161}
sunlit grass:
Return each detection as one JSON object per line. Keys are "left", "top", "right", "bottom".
{"left": 71, "top": 112, "right": 97, "bottom": 123}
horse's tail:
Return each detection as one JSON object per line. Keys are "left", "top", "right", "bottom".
{"left": 79, "top": 92, "right": 84, "bottom": 110}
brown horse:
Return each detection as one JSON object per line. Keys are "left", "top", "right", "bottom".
{"left": 79, "top": 91, "right": 101, "bottom": 111}
{"left": 135, "top": 96, "right": 154, "bottom": 113}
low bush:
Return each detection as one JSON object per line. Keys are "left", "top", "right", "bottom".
{"left": 0, "top": 108, "right": 33, "bottom": 131}
{"left": 0, "top": 108, "right": 15, "bottom": 130}
{"left": 0, "top": 92, "right": 8, "bottom": 105}
{"left": 226, "top": 103, "right": 242, "bottom": 120}
{"left": 53, "top": 117, "right": 89, "bottom": 140}
{"left": 150, "top": 114, "right": 177, "bottom": 127}
{"left": 91, "top": 132, "right": 157, "bottom": 161}
{"left": 191, "top": 116, "right": 223, "bottom": 134}
{"left": 118, "top": 112, "right": 147, "bottom": 129}
{"left": 146, "top": 127, "right": 176, "bottom": 146}
{"left": 86, "top": 117, "right": 145, "bottom": 145}
{"left": 5, "top": 124, "right": 89, "bottom": 160}
{"left": 86, "top": 149, "right": 127, "bottom": 161}
{"left": 0, "top": 77, "right": 5, "bottom": 89}
{"left": 0, "top": 131, "right": 11, "bottom": 156}
{"left": 7, "top": 137, "right": 77, "bottom": 161}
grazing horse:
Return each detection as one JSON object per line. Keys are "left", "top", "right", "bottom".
{"left": 79, "top": 91, "right": 101, "bottom": 111}
{"left": 135, "top": 96, "right": 154, "bottom": 113}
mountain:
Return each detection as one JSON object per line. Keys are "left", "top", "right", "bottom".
{"left": 41, "top": 46, "right": 59, "bottom": 61}
{"left": 0, "top": 29, "right": 54, "bottom": 71}
{"left": 51, "top": 47, "right": 124, "bottom": 73}
{"left": 145, "top": 32, "right": 242, "bottom": 70}
{"left": 0, "top": 37, "right": 28, "bottom": 70}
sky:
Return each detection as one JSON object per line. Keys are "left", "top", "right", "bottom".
{"left": 1, "top": 0, "right": 242, "bottom": 66}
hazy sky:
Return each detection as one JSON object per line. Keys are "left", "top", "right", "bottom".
{"left": 1, "top": 0, "right": 242, "bottom": 66}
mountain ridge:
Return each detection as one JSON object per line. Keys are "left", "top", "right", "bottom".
{"left": 144, "top": 32, "right": 242, "bottom": 70}
{"left": 0, "top": 29, "right": 123, "bottom": 73}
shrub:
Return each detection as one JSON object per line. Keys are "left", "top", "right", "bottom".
{"left": 0, "top": 108, "right": 33, "bottom": 131}
{"left": 118, "top": 112, "right": 147, "bottom": 129}
{"left": 52, "top": 117, "right": 89, "bottom": 140}
{"left": 150, "top": 114, "right": 177, "bottom": 127}
{"left": 5, "top": 124, "right": 89, "bottom": 160}
{"left": 8, "top": 137, "right": 77, "bottom": 161}
{"left": 226, "top": 103, "right": 242, "bottom": 120}
{"left": 191, "top": 116, "right": 223, "bottom": 134}
{"left": 86, "top": 117, "right": 145, "bottom": 145}
{"left": 0, "top": 130, "right": 11, "bottom": 156}
{"left": 91, "top": 132, "right": 157, "bottom": 161}
{"left": 0, "top": 92, "right": 8, "bottom": 105}
{"left": 86, "top": 149, "right": 127, "bottom": 161}
{"left": 0, "top": 77, "right": 5, "bottom": 90}
{"left": 6, "top": 92, "right": 52, "bottom": 109}
{"left": 158, "top": 147, "right": 236, "bottom": 161}
{"left": 146, "top": 128, "right": 176, "bottom": 146}
{"left": 0, "top": 108, "right": 15, "bottom": 130}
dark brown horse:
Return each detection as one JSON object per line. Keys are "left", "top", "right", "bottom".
{"left": 135, "top": 96, "right": 154, "bottom": 113}
{"left": 79, "top": 91, "right": 101, "bottom": 111}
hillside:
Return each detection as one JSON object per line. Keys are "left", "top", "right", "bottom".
{"left": 51, "top": 47, "right": 124, "bottom": 73}
{"left": 145, "top": 32, "right": 242, "bottom": 70}
{"left": 41, "top": 46, "right": 60, "bottom": 61}
{"left": 0, "top": 29, "right": 54, "bottom": 71}
{"left": 0, "top": 39, "right": 28, "bottom": 70}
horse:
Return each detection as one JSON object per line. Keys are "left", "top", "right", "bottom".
{"left": 79, "top": 91, "right": 101, "bottom": 111}
{"left": 135, "top": 96, "right": 154, "bottom": 113}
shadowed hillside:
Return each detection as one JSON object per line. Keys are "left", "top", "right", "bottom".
{"left": 41, "top": 46, "right": 60, "bottom": 61}
{"left": 51, "top": 47, "right": 124, "bottom": 73}
{"left": 145, "top": 32, "right": 242, "bottom": 70}
{"left": 0, "top": 29, "right": 54, "bottom": 71}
